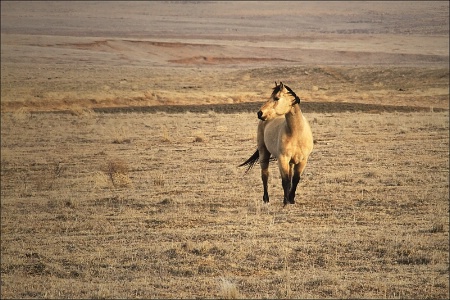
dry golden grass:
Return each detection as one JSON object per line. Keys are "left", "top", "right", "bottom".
{"left": 1, "top": 108, "right": 448, "bottom": 299}
{"left": 2, "top": 3, "right": 448, "bottom": 297}
{"left": 1, "top": 66, "right": 448, "bottom": 113}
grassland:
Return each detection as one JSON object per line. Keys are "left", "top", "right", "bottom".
{"left": 1, "top": 2, "right": 449, "bottom": 299}
{"left": 1, "top": 108, "right": 448, "bottom": 299}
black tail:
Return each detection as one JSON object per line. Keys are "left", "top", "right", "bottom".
{"left": 238, "top": 150, "right": 259, "bottom": 174}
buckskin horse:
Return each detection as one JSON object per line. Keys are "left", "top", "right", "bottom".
{"left": 239, "top": 82, "right": 313, "bottom": 206}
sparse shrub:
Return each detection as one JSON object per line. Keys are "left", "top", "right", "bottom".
{"left": 111, "top": 172, "right": 132, "bottom": 187}
{"left": 193, "top": 136, "right": 204, "bottom": 143}
{"left": 396, "top": 251, "right": 431, "bottom": 265}
{"left": 11, "top": 107, "right": 32, "bottom": 123}
{"left": 182, "top": 240, "right": 194, "bottom": 252}
{"left": 112, "top": 137, "right": 131, "bottom": 144}
{"left": 93, "top": 171, "right": 110, "bottom": 189}
{"left": 364, "top": 171, "right": 379, "bottom": 178}
{"left": 161, "top": 128, "right": 172, "bottom": 143}
{"left": 104, "top": 159, "right": 128, "bottom": 175}
{"left": 36, "top": 161, "right": 64, "bottom": 191}
{"left": 159, "top": 198, "right": 173, "bottom": 205}
{"left": 218, "top": 277, "right": 240, "bottom": 299}
{"left": 153, "top": 174, "right": 165, "bottom": 186}
{"left": 429, "top": 222, "right": 444, "bottom": 233}
{"left": 216, "top": 125, "right": 228, "bottom": 132}
{"left": 192, "top": 130, "right": 206, "bottom": 143}
{"left": 165, "top": 248, "right": 178, "bottom": 259}
{"left": 101, "top": 159, "right": 131, "bottom": 188}
{"left": 143, "top": 90, "right": 158, "bottom": 100}
{"left": 394, "top": 246, "right": 431, "bottom": 265}
{"left": 108, "top": 127, "right": 132, "bottom": 144}
{"left": 398, "top": 126, "right": 408, "bottom": 134}
{"left": 69, "top": 106, "right": 94, "bottom": 117}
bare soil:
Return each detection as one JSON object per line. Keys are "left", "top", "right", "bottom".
{"left": 1, "top": 1, "right": 449, "bottom": 299}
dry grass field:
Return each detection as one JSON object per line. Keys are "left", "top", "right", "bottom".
{"left": 1, "top": 108, "right": 448, "bottom": 299}
{"left": 1, "top": 1, "right": 449, "bottom": 299}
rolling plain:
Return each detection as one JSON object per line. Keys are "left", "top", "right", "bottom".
{"left": 1, "top": 1, "right": 449, "bottom": 299}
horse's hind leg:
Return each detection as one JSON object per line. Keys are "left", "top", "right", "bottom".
{"left": 262, "top": 167, "right": 269, "bottom": 203}
{"left": 260, "top": 150, "right": 270, "bottom": 203}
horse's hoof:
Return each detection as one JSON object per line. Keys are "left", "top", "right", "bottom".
{"left": 284, "top": 198, "right": 295, "bottom": 206}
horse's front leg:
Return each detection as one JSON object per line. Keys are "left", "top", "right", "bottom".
{"left": 289, "top": 161, "right": 307, "bottom": 204}
{"left": 278, "top": 156, "right": 291, "bottom": 206}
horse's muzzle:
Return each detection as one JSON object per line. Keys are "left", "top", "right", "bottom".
{"left": 257, "top": 111, "right": 265, "bottom": 120}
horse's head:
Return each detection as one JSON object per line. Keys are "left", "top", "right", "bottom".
{"left": 257, "top": 82, "right": 300, "bottom": 121}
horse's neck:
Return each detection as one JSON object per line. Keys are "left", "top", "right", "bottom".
{"left": 285, "top": 105, "right": 305, "bottom": 134}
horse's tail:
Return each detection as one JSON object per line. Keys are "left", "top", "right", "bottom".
{"left": 238, "top": 150, "right": 259, "bottom": 174}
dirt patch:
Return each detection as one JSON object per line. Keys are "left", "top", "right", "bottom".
{"left": 168, "top": 56, "right": 293, "bottom": 65}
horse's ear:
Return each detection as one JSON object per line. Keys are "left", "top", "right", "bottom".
{"left": 274, "top": 81, "right": 278, "bottom": 87}
{"left": 279, "top": 82, "right": 284, "bottom": 89}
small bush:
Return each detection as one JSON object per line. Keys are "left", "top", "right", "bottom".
{"left": 218, "top": 277, "right": 240, "bottom": 299}
{"left": 101, "top": 159, "right": 131, "bottom": 188}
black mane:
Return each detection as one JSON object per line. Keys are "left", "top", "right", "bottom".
{"left": 271, "top": 84, "right": 282, "bottom": 97}
{"left": 272, "top": 83, "right": 301, "bottom": 103}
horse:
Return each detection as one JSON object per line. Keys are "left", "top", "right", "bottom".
{"left": 239, "top": 82, "right": 314, "bottom": 206}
